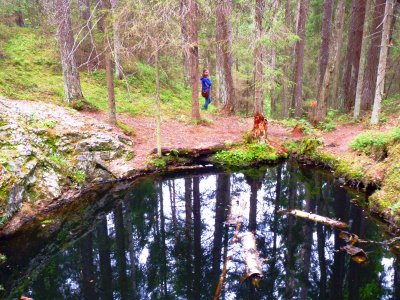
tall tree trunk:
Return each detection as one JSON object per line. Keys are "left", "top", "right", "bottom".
{"left": 281, "top": 0, "right": 292, "bottom": 118}
{"left": 99, "top": 0, "right": 117, "bottom": 124}
{"left": 330, "top": 0, "right": 346, "bottom": 109}
{"left": 216, "top": 0, "right": 235, "bottom": 114}
{"left": 314, "top": 0, "right": 345, "bottom": 123}
{"left": 54, "top": 0, "right": 84, "bottom": 102}
{"left": 155, "top": 49, "right": 162, "bottom": 156}
{"left": 291, "top": 0, "right": 310, "bottom": 118}
{"left": 110, "top": 0, "right": 123, "bottom": 80}
{"left": 342, "top": 0, "right": 366, "bottom": 112}
{"left": 353, "top": 0, "right": 372, "bottom": 120}
{"left": 254, "top": 0, "right": 265, "bottom": 115}
{"left": 187, "top": 0, "right": 201, "bottom": 120}
{"left": 371, "top": 0, "right": 395, "bottom": 125}
{"left": 180, "top": 0, "right": 190, "bottom": 85}
{"left": 317, "top": 0, "right": 334, "bottom": 90}
{"left": 361, "top": 0, "right": 386, "bottom": 111}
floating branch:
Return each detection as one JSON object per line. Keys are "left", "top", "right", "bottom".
{"left": 341, "top": 244, "right": 368, "bottom": 263}
{"left": 280, "top": 209, "right": 348, "bottom": 229}
{"left": 240, "top": 232, "right": 263, "bottom": 287}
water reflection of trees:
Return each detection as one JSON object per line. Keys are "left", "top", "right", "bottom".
{"left": 9, "top": 163, "right": 399, "bottom": 300}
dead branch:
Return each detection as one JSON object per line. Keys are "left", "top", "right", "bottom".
{"left": 280, "top": 209, "right": 348, "bottom": 229}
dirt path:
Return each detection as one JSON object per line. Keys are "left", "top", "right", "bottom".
{"left": 83, "top": 112, "right": 291, "bottom": 168}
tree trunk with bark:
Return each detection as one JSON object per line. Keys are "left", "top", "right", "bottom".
{"left": 330, "top": 0, "right": 346, "bottom": 109}
{"left": 99, "top": 0, "right": 117, "bottom": 125}
{"left": 371, "top": 0, "right": 395, "bottom": 124}
{"left": 317, "top": 0, "right": 334, "bottom": 90}
{"left": 353, "top": 0, "right": 371, "bottom": 120}
{"left": 342, "top": 0, "right": 366, "bottom": 111}
{"left": 180, "top": 0, "right": 190, "bottom": 85}
{"left": 155, "top": 50, "right": 162, "bottom": 156}
{"left": 216, "top": 0, "right": 235, "bottom": 114}
{"left": 254, "top": 0, "right": 265, "bottom": 115}
{"left": 292, "top": 0, "right": 310, "bottom": 118}
{"left": 361, "top": 0, "right": 386, "bottom": 111}
{"left": 187, "top": 0, "right": 201, "bottom": 120}
{"left": 110, "top": 0, "right": 123, "bottom": 80}
{"left": 314, "top": 0, "right": 345, "bottom": 123}
{"left": 281, "top": 0, "right": 292, "bottom": 118}
{"left": 54, "top": 0, "right": 84, "bottom": 102}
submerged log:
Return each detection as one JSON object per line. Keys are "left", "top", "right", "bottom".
{"left": 280, "top": 209, "right": 348, "bottom": 229}
{"left": 240, "top": 232, "right": 263, "bottom": 286}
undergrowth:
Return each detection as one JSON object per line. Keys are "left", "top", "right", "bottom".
{"left": 350, "top": 127, "right": 400, "bottom": 158}
{"left": 0, "top": 27, "right": 204, "bottom": 119}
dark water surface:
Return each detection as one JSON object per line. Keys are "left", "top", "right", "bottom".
{"left": 1, "top": 162, "right": 399, "bottom": 299}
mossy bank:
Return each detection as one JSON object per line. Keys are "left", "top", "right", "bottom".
{"left": 283, "top": 130, "right": 400, "bottom": 230}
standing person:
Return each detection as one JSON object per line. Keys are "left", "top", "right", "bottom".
{"left": 200, "top": 69, "right": 212, "bottom": 110}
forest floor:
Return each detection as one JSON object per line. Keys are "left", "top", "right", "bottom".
{"left": 83, "top": 110, "right": 388, "bottom": 169}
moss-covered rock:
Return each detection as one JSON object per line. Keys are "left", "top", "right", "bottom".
{"left": 211, "top": 142, "right": 288, "bottom": 168}
{"left": 0, "top": 98, "right": 135, "bottom": 225}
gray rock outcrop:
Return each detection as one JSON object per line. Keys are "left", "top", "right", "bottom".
{"left": 0, "top": 98, "right": 135, "bottom": 222}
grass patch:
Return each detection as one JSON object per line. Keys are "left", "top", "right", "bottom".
{"left": 117, "top": 121, "right": 135, "bottom": 136}
{"left": 350, "top": 127, "right": 400, "bottom": 158}
{"left": 0, "top": 27, "right": 194, "bottom": 119}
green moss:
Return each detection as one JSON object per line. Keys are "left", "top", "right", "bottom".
{"left": 70, "top": 169, "right": 86, "bottom": 185}
{"left": 212, "top": 143, "right": 286, "bottom": 167}
{"left": 149, "top": 153, "right": 189, "bottom": 169}
{"left": 117, "top": 121, "right": 135, "bottom": 136}
{"left": 125, "top": 152, "right": 135, "bottom": 161}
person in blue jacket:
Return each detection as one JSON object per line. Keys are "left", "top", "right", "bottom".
{"left": 200, "top": 69, "right": 212, "bottom": 110}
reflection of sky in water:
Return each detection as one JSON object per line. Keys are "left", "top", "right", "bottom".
{"left": 1, "top": 163, "right": 398, "bottom": 300}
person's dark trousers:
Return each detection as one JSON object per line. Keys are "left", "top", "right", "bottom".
{"left": 202, "top": 94, "right": 212, "bottom": 110}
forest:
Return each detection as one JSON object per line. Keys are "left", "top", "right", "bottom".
{"left": 0, "top": 0, "right": 400, "bottom": 299}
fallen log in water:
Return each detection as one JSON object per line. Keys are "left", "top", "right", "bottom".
{"left": 151, "top": 143, "right": 229, "bottom": 157}
{"left": 240, "top": 232, "right": 263, "bottom": 287}
{"left": 280, "top": 209, "right": 348, "bottom": 229}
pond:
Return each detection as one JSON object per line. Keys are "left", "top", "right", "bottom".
{"left": 0, "top": 162, "right": 399, "bottom": 300}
